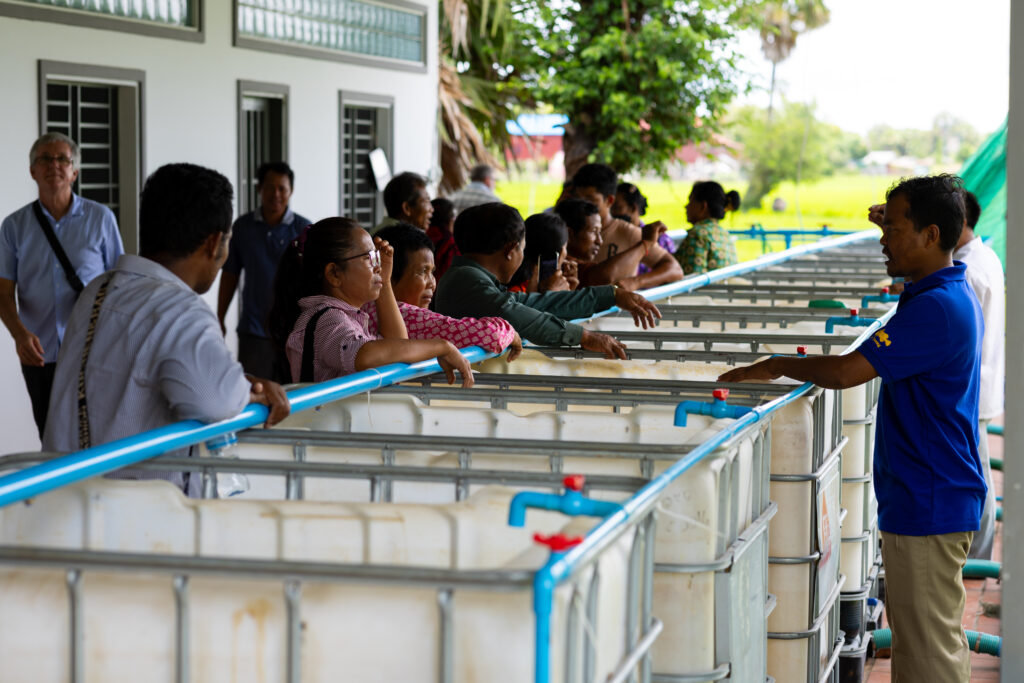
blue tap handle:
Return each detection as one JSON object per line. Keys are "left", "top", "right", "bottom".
{"left": 674, "top": 389, "right": 753, "bottom": 427}
{"left": 825, "top": 309, "right": 873, "bottom": 334}
{"left": 860, "top": 289, "right": 900, "bottom": 308}
{"left": 508, "top": 475, "right": 623, "bottom": 527}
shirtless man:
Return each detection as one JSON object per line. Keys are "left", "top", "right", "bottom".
{"left": 571, "top": 163, "right": 682, "bottom": 290}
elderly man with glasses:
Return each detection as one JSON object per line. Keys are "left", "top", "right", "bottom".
{"left": 0, "top": 132, "right": 124, "bottom": 438}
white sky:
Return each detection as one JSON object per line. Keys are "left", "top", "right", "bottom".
{"left": 734, "top": 0, "right": 1010, "bottom": 137}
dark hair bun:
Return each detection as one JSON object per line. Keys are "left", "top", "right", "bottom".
{"left": 725, "top": 190, "right": 741, "bottom": 212}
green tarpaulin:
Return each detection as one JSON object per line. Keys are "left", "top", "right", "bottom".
{"left": 959, "top": 118, "right": 1007, "bottom": 266}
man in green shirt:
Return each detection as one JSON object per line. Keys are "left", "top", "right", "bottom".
{"left": 434, "top": 203, "right": 660, "bottom": 358}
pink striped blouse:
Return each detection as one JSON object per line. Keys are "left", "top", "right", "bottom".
{"left": 286, "top": 295, "right": 516, "bottom": 382}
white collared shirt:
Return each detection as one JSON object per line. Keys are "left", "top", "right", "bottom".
{"left": 953, "top": 237, "right": 1005, "bottom": 419}
{"left": 43, "top": 254, "right": 251, "bottom": 492}
{"left": 449, "top": 181, "right": 502, "bottom": 212}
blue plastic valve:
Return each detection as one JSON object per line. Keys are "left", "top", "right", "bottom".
{"left": 860, "top": 287, "right": 900, "bottom": 308}
{"left": 508, "top": 475, "right": 623, "bottom": 527}
{"left": 825, "top": 308, "right": 873, "bottom": 334}
{"left": 674, "top": 389, "right": 753, "bottom": 427}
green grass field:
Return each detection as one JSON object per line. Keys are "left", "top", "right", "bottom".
{"left": 496, "top": 173, "right": 892, "bottom": 262}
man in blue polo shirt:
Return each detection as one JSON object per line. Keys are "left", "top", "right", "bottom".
{"left": 719, "top": 174, "right": 985, "bottom": 682}
{"left": 217, "top": 161, "right": 310, "bottom": 380}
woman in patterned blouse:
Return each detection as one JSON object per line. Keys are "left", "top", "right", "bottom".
{"left": 674, "top": 182, "right": 741, "bottom": 275}
{"left": 268, "top": 218, "right": 518, "bottom": 385}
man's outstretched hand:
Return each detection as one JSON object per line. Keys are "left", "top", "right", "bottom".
{"left": 613, "top": 288, "right": 661, "bottom": 329}
{"left": 248, "top": 376, "right": 291, "bottom": 427}
{"left": 717, "top": 358, "right": 781, "bottom": 384}
{"left": 580, "top": 329, "right": 628, "bottom": 360}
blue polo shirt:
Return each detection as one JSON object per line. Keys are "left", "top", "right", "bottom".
{"left": 223, "top": 206, "right": 310, "bottom": 338}
{"left": 857, "top": 262, "right": 986, "bottom": 536}
{"left": 0, "top": 195, "right": 123, "bottom": 362}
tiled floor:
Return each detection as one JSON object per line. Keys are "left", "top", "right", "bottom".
{"left": 863, "top": 428, "right": 1003, "bottom": 681}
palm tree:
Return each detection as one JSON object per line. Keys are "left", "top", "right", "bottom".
{"left": 437, "top": 0, "right": 518, "bottom": 194}
{"left": 759, "top": 1, "right": 830, "bottom": 116}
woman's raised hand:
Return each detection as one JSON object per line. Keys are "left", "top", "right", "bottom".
{"left": 374, "top": 237, "right": 395, "bottom": 282}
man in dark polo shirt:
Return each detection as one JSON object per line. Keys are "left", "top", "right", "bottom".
{"left": 719, "top": 174, "right": 985, "bottom": 683}
{"left": 217, "top": 161, "right": 310, "bottom": 380}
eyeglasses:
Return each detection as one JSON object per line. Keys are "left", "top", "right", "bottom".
{"left": 338, "top": 249, "right": 381, "bottom": 268}
{"left": 34, "top": 154, "right": 74, "bottom": 167}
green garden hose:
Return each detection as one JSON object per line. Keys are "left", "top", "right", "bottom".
{"left": 871, "top": 628, "right": 1001, "bottom": 656}
{"left": 963, "top": 559, "right": 1001, "bottom": 579}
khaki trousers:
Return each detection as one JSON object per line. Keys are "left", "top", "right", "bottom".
{"left": 880, "top": 530, "right": 973, "bottom": 683}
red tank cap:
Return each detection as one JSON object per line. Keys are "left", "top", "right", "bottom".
{"left": 712, "top": 388, "right": 730, "bottom": 401}
{"left": 796, "top": 346, "right": 808, "bottom": 355}
{"left": 534, "top": 533, "right": 584, "bottom": 552}
{"left": 881, "top": 286, "right": 890, "bottom": 294}
{"left": 563, "top": 474, "right": 585, "bottom": 492}
{"left": 849, "top": 308, "right": 859, "bottom": 316}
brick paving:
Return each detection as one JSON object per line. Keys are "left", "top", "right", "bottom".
{"left": 864, "top": 426, "right": 1003, "bottom": 682}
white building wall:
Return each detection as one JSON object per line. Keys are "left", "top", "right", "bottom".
{"left": 0, "top": 2, "right": 439, "bottom": 453}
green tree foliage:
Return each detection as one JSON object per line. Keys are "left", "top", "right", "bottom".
{"left": 729, "top": 101, "right": 860, "bottom": 208}
{"left": 865, "top": 114, "right": 982, "bottom": 164}
{"left": 438, "top": 0, "right": 524, "bottom": 191}
{"left": 513, "top": 0, "right": 755, "bottom": 177}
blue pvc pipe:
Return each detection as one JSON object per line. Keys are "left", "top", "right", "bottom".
{"left": 0, "top": 228, "right": 886, "bottom": 683}
{"left": 825, "top": 312, "right": 874, "bottom": 334}
{"left": 583, "top": 229, "right": 879, "bottom": 325}
{"left": 673, "top": 397, "right": 753, "bottom": 427}
{"left": 0, "top": 230, "right": 882, "bottom": 512}
{"left": 0, "top": 347, "right": 495, "bottom": 507}
{"left": 508, "top": 489, "right": 622, "bottom": 527}
{"left": 532, "top": 387, "right": 812, "bottom": 682}
{"left": 861, "top": 292, "right": 900, "bottom": 308}
{"left": 533, "top": 291, "right": 897, "bottom": 683}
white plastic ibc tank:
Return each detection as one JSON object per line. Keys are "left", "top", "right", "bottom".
{"left": 233, "top": 380, "right": 765, "bottom": 680}
{"left": 841, "top": 381, "right": 877, "bottom": 479}
{"left": 766, "top": 452, "right": 842, "bottom": 683}
{"left": 759, "top": 383, "right": 842, "bottom": 683}
{"left": 0, "top": 480, "right": 634, "bottom": 683}
{"left": 841, "top": 531, "right": 871, "bottom": 592}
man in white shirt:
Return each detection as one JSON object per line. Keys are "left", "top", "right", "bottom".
{"left": 449, "top": 164, "right": 502, "bottom": 212}
{"left": 954, "top": 191, "right": 1005, "bottom": 560}
{"left": 43, "top": 163, "right": 289, "bottom": 495}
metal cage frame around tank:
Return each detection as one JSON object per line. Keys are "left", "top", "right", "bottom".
{"left": 0, "top": 230, "right": 893, "bottom": 683}
{"left": 0, "top": 400, "right": 776, "bottom": 683}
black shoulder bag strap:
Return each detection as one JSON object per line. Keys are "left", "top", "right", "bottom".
{"left": 33, "top": 200, "right": 84, "bottom": 295}
{"left": 78, "top": 274, "right": 114, "bottom": 450}
{"left": 300, "top": 307, "right": 332, "bottom": 383}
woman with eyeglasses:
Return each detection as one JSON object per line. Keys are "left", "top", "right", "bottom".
{"left": 268, "top": 218, "right": 519, "bottom": 386}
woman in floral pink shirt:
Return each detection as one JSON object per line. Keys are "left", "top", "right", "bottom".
{"left": 268, "top": 218, "right": 519, "bottom": 384}
{"left": 374, "top": 223, "right": 523, "bottom": 351}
